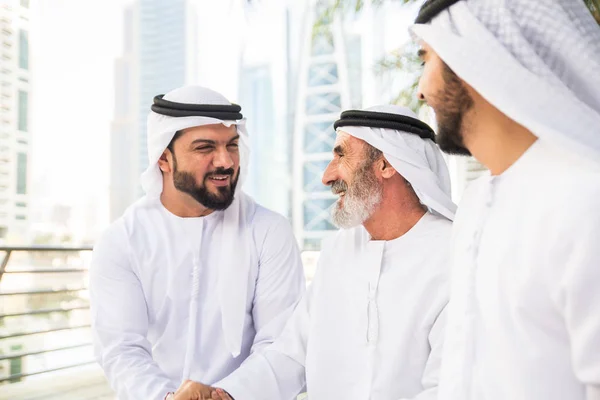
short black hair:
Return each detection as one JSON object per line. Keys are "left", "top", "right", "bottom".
{"left": 415, "top": 0, "right": 462, "bottom": 24}
{"left": 364, "top": 142, "right": 383, "bottom": 164}
{"left": 166, "top": 130, "right": 184, "bottom": 153}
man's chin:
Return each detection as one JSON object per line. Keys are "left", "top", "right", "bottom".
{"left": 201, "top": 191, "right": 235, "bottom": 210}
{"left": 437, "top": 131, "right": 471, "bottom": 156}
{"left": 331, "top": 210, "right": 361, "bottom": 230}
{"left": 439, "top": 142, "right": 471, "bottom": 156}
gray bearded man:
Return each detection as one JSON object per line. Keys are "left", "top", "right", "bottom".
{"left": 412, "top": 1, "right": 600, "bottom": 399}
{"left": 90, "top": 86, "right": 305, "bottom": 400}
{"left": 207, "top": 105, "right": 457, "bottom": 400}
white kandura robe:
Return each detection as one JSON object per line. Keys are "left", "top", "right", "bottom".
{"left": 89, "top": 196, "right": 305, "bottom": 400}
{"left": 439, "top": 140, "right": 600, "bottom": 400}
{"left": 219, "top": 212, "right": 452, "bottom": 400}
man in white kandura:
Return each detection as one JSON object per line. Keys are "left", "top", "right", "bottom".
{"left": 412, "top": 0, "right": 600, "bottom": 399}
{"left": 89, "top": 86, "right": 305, "bottom": 400}
{"left": 206, "top": 105, "right": 456, "bottom": 400}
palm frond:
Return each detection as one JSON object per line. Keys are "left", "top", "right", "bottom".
{"left": 584, "top": 0, "right": 600, "bottom": 24}
{"left": 313, "top": 0, "right": 418, "bottom": 32}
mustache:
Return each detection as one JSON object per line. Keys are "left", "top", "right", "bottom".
{"left": 205, "top": 167, "right": 235, "bottom": 178}
{"left": 331, "top": 180, "right": 348, "bottom": 195}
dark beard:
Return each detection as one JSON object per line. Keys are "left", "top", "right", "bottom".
{"left": 172, "top": 155, "right": 239, "bottom": 210}
{"left": 434, "top": 63, "right": 474, "bottom": 156}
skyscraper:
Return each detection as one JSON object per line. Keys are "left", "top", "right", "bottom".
{"left": 291, "top": 0, "right": 353, "bottom": 250}
{"left": 109, "top": 3, "right": 138, "bottom": 224}
{"left": 109, "top": 0, "right": 198, "bottom": 221}
{"left": 0, "top": 0, "right": 32, "bottom": 242}
{"left": 237, "top": 0, "right": 306, "bottom": 218}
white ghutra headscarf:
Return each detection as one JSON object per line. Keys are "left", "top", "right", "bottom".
{"left": 337, "top": 105, "right": 457, "bottom": 221}
{"left": 410, "top": 0, "right": 600, "bottom": 163}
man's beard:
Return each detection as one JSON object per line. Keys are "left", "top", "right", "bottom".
{"left": 433, "top": 63, "right": 474, "bottom": 156}
{"left": 172, "top": 156, "right": 239, "bottom": 210}
{"left": 330, "top": 161, "right": 383, "bottom": 229}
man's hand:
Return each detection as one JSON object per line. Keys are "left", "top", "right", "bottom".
{"left": 210, "top": 388, "right": 233, "bottom": 400}
{"left": 173, "top": 380, "right": 215, "bottom": 400}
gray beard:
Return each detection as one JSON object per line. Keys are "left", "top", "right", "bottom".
{"left": 331, "top": 191, "right": 381, "bottom": 229}
{"left": 330, "top": 163, "right": 383, "bottom": 229}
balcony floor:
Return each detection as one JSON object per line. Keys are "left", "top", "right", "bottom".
{"left": 0, "top": 366, "right": 114, "bottom": 400}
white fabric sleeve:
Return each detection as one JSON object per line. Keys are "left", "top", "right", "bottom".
{"left": 90, "top": 222, "right": 177, "bottom": 400}
{"left": 216, "top": 294, "right": 310, "bottom": 400}
{"left": 214, "top": 217, "right": 307, "bottom": 400}
{"left": 551, "top": 199, "right": 600, "bottom": 393}
{"left": 398, "top": 305, "right": 447, "bottom": 400}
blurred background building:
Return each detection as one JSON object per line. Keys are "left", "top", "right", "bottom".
{"left": 0, "top": 0, "right": 32, "bottom": 244}
{"left": 107, "top": 0, "right": 489, "bottom": 249}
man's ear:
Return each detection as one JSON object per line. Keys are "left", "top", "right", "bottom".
{"left": 158, "top": 150, "right": 172, "bottom": 173}
{"left": 380, "top": 157, "right": 397, "bottom": 179}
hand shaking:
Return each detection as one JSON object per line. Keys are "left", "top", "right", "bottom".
{"left": 172, "top": 380, "right": 233, "bottom": 400}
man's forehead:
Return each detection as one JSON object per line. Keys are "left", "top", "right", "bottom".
{"left": 186, "top": 122, "right": 235, "bottom": 130}
{"left": 181, "top": 124, "right": 237, "bottom": 141}
{"left": 334, "top": 130, "right": 365, "bottom": 149}
{"left": 334, "top": 130, "right": 349, "bottom": 145}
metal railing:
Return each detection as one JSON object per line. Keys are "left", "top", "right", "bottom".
{"left": 0, "top": 246, "right": 321, "bottom": 389}
{"left": 0, "top": 246, "right": 94, "bottom": 384}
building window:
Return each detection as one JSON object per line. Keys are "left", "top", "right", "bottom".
{"left": 18, "top": 90, "right": 28, "bottom": 132}
{"left": 303, "top": 198, "right": 337, "bottom": 231}
{"left": 15, "top": 201, "right": 26, "bottom": 207}
{"left": 21, "top": 0, "right": 30, "bottom": 8}
{"left": 16, "top": 152, "right": 27, "bottom": 195}
{"left": 19, "top": 30, "right": 29, "bottom": 70}
{"left": 303, "top": 160, "right": 331, "bottom": 192}
{"left": 15, "top": 215, "right": 26, "bottom": 220}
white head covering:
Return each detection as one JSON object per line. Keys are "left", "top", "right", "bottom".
{"left": 337, "top": 105, "right": 456, "bottom": 221}
{"left": 142, "top": 86, "right": 256, "bottom": 365}
{"left": 412, "top": 6, "right": 600, "bottom": 398}
{"left": 410, "top": 0, "right": 600, "bottom": 162}
{"left": 142, "top": 85, "right": 250, "bottom": 196}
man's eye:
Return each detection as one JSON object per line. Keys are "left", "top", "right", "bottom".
{"left": 227, "top": 143, "right": 239, "bottom": 148}
{"left": 196, "top": 147, "right": 213, "bottom": 151}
